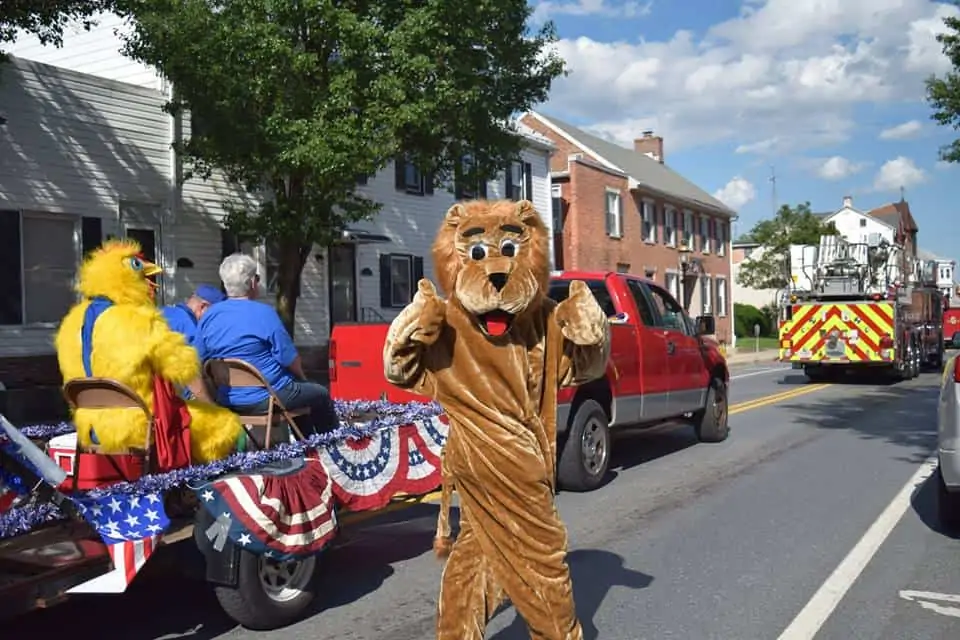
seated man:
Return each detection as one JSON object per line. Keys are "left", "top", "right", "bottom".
{"left": 195, "top": 253, "right": 340, "bottom": 436}
{"left": 161, "top": 284, "right": 226, "bottom": 346}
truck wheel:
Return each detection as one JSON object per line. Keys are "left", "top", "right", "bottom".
{"left": 936, "top": 465, "right": 960, "bottom": 532}
{"left": 557, "top": 399, "right": 611, "bottom": 492}
{"left": 214, "top": 550, "right": 319, "bottom": 630}
{"left": 694, "top": 378, "right": 729, "bottom": 443}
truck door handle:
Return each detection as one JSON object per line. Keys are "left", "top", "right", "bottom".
{"left": 666, "top": 341, "right": 676, "bottom": 355}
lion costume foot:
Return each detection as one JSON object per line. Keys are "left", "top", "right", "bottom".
{"left": 186, "top": 400, "right": 243, "bottom": 463}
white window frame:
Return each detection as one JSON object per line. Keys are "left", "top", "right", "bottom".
{"left": 508, "top": 160, "right": 531, "bottom": 201}
{"left": 551, "top": 183, "right": 563, "bottom": 233}
{"left": 715, "top": 276, "right": 728, "bottom": 317}
{"left": 15, "top": 211, "right": 83, "bottom": 327}
{"left": 717, "top": 221, "right": 727, "bottom": 256}
{"left": 641, "top": 199, "right": 656, "bottom": 244}
{"left": 700, "top": 216, "right": 710, "bottom": 253}
{"left": 389, "top": 254, "right": 414, "bottom": 308}
{"left": 664, "top": 269, "right": 680, "bottom": 302}
{"left": 665, "top": 206, "right": 677, "bottom": 246}
{"left": 700, "top": 274, "right": 712, "bottom": 315}
{"left": 682, "top": 210, "right": 694, "bottom": 249}
{"left": 606, "top": 188, "right": 622, "bottom": 239}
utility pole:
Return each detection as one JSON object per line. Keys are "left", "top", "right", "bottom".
{"left": 769, "top": 165, "right": 778, "bottom": 215}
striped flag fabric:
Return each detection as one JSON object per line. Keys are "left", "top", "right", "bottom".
{"left": 66, "top": 491, "right": 169, "bottom": 594}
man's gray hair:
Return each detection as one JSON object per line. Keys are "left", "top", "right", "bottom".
{"left": 219, "top": 253, "right": 258, "bottom": 297}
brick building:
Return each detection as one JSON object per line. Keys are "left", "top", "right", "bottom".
{"left": 520, "top": 111, "right": 736, "bottom": 344}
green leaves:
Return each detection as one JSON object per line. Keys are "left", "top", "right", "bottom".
{"left": 736, "top": 203, "right": 837, "bottom": 291}
{"left": 926, "top": 9, "right": 960, "bottom": 163}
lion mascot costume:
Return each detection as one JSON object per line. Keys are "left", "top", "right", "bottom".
{"left": 383, "top": 199, "right": 610, "bottom": 639}
{"left": 55, "top": 239, "right": 242, "bottom": 464}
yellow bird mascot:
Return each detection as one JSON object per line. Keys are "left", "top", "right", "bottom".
{"left": 56, "top": 239, "right": 242, "bottom": 465}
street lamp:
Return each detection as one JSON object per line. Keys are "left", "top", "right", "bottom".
{"left": 678, "top": 242, "right": 692, "bottom": 310}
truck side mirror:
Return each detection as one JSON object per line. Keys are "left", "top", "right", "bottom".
{"left": 695, "top": 315, "right": 715, "bottom": 336}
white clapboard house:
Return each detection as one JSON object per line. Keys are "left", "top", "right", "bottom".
{"left": 0, "top": 21, "right": 554, "bottom": 387}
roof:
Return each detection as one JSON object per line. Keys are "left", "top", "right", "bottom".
{"left": 868, "top": 201, "right": 918, "bottom": 233}
{"left": 514, "top": 121, "right": 556, "bottom": 153}
{"left": 527, "top": 111, "right": 735, "bottom": 217}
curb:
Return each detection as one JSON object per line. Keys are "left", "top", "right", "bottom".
{"left": 725, "top": 351, "right": 779, "bottom": 366}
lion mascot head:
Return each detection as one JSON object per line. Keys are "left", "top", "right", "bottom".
{"left": 432, "top": 199, "right": 550, "bottom": 337}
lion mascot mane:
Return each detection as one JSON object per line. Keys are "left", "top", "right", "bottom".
{"left": 55, "top": 239, "right": 242, "bottom": 464}
{"left": 383, "top": 199, "right": 610, "bottom": 639}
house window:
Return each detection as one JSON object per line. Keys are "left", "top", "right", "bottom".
{"left": 682, "top": 210, "right": 694, "bottom": 249}
{"left": 394, "top": 156, "right": 433, "bottom": 196}
{"left": 606, "top": 189, "right": 622, "bottom": 238}
{"left": 859, "top": 218, "right": 867, "bottom": 227}
{"left": 455, "top": 154, "right": 488, "bottom": 199}
{"left": 717, "top": 221, "right": 726, "bottom": 256}
{"left": 665, "top": 208, "right": 677, "bottom": 246}
{"left": 664, "top": 272, "right": 679, "bottom": 301}
{"left": 263, "top": 241, "right": 281, "bottom": 294}
{"left": 700, "top": 217, "right": 710, "bottom": 253}
{"left": 700, "top": 275, "right": 712, "bottom": 315}
{"left": 716, "top": 277, "right": 728, "bottom": 317}
{"left": 0, "top": 210, "right": 102, "bottom": 326}
{"left": 616, "top": 262, "right": 630, "bottom": 274}
{"left": 507, "top": 160, "right": 532, "bottom": 201}
{"left": 551, "top": 183, "right": 564, "bottom": 233}
{"left": 641, "top": 200, "right": 656, "bottom": 243}
{"left": 379, "top": 253, "right": 424, "bottom": 308}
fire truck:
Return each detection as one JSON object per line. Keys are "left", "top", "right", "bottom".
{"left": 778, "top": 233, "right": 944, "bottom": 381}
{"left": 944, "top": 285, "right": 960, "bottom": 348}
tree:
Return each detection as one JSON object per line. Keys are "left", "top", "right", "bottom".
{"left": 927, "top": 6, "right": 960, "bottom": 163}
{"left": 1, "top": 0, "right": 111, "bottom": 58}
{"left": 735, "top": 203, "right": 837, "bottom": 291}
{"left": 117, "top": 0, "right": 565, "bottom": 335}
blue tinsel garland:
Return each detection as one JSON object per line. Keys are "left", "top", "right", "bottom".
{"left": 0, "top": 399, "right": 442, "bottom": 539}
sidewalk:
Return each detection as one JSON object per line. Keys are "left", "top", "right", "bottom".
{"left": 723, "top": 348, "right": 778, "bottom": 366}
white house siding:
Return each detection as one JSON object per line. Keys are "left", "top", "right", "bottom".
{"left": 823, "top": 207, "right": 894, "bottom": 246}
{"left": 0, "top": 58, "right": 173, "bottom": 357}
{"left": 5, "top": 12, "right": 163, "bottom": 90}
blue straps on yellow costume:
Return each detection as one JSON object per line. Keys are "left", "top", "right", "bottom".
{"left": 80, "top": 296, "right": 114, "bottom": 445}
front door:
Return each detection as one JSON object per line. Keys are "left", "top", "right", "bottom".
{"left": 328, "top": 243, "right": 357, "bottom": 327}
{"left": 643, "top": 282, "right": 705, "bottom": 414}
{"left": 125, "top": 226, "right": 163, "bottom": 304}
{"left": 624, "top": 279, "right": 672, "bottom": 421}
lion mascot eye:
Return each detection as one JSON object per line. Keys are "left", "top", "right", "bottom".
{"left": 470, "top": 244, "right": 488, "bottom": 261}
{"left": 499, "top": 239, "right": 519, "bottom": 258}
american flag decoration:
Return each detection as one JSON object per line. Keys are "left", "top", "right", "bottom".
{"left": 194, "top": 457, "right": 337, "bottom": 561}
{"left": 66, "top": 491, "right": 169, "bottom": 594}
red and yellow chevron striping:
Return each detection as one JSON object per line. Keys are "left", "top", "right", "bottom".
{"left": 778, "top": 302, "right": 895, "bottom": 363}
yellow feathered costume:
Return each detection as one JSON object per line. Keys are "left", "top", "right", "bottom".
{"left": 55, "top": 239, "right": 242, "bottom": 463}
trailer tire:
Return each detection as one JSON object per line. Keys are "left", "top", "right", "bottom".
{"left": 557, "top": 399, "right": 611, "bottom": 492}
{"left": 214, "top": 549, "right": 319, "bottom": 630}
{"left": 694, "top": 378, "right": 729, "bottom": 443}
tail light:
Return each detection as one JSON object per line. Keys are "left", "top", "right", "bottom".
{"left": 327, "top": 340, "right": 337, "bottom": 383}
{"left": 879, "top": 336, "right": 894, "bottom": 349}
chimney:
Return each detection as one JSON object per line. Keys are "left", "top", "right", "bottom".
{"left": 634, "top": 130, "right": 664, "bottom": 163}
{"left": 842, "top": 195, "right": 853, "bottom": 208}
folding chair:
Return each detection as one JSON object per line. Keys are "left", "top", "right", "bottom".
{"left": 62, "top": 378, "right": 154, "bottom": 489}
{"left": 203, "top": 359, "right": 310, "bottom": 449}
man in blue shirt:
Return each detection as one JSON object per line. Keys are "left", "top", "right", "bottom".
{"left": 161, "top": 284, "right": 226, "bottom": 346}
{"left": 195, "top": 254, "right": 339, "bottom": 435}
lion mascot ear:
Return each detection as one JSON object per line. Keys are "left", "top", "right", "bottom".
{"left": 432, "top": 203, "right": 468, "bottom": 295}
{"left": 514, "top": 200, "right": 551, "bottom": 294}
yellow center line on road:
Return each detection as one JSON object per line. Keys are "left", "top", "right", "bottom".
{"left": 338, "top": 383, "right": 832, "bottom": 525}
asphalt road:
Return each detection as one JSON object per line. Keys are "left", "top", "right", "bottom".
{"left": 7, "top": 362, "right": 958, "bottom": 640}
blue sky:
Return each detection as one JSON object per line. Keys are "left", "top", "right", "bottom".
{"left": 532, "top": 0, "right": 960, "bottom": 263}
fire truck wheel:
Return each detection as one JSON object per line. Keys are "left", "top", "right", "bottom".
{"left": 214, "top": 549, "right": 319, "bottom": 630}
{"left": 558, "top": 399, "right": 611, "bottom": 492}
{"left": 936, "top": 465, "right": 960, "bottom": 532}
{"left": 694, "top": 378, "right": 729, "bottom": 443}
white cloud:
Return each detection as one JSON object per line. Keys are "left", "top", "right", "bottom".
{"left": 543, "top": 0, "right": 960, "bottom": 154}
{"left": 879, "top": 120, "right": 923, "bottom": 140}
{"left": 873, "top": 156, "right": 927, "bottom": 191}
{"left": 532, "top": 0, "right": 652, "bottom": 24}
{"left": 713, "top": 176, "right": 757, "bottom": 210}
{"left": 816, "top": 156, "right": 866, "bottom": 180}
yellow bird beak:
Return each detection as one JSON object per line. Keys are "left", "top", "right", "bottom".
{"left": 141, "top": 260, "right": 163, "bottom": 277}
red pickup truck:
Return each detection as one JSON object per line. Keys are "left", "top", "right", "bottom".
{"left": 329, "top": 271, "right": 730, "bottom": 492}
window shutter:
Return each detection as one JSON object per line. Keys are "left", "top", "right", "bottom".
{"left": 0, "top": 210, "right": 23, "bottom": 325}
{"left": 523, "top": 162, "right": 533, "bottom": 200}
{"left": 220, "top": 228, "right": 238, "bottom": 260}
{"left": 412, "top": 256, "right": 424, "bottom": 290}
{"left": 81, "top": 216, "right": 102, "bottom": 257}
{"left": 617, "top": 192, "right": 623, "bottom": 235}
{"left": 394, "top": 157, "right": 405, "bottom": 190}
{"left": 505, "top": 163, "right": 514, "bottom": 199}
{"left": 478, "top": 178, "right": 487, "bottom": 199}
{"left": 424, "top": 172, "right": 434, "bottom": 195}
{"left": 653, "top": 205, "right": 659, "bottom": 242}
{"left": 604, "top": 194, "right": 612, "bottom": 235}
{"left": 379, "top": 253, "right": 392, "bottom": 307}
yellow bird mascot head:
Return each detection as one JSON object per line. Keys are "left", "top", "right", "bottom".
{"left": 55, "top": 238, "right": 242, "bottom": 464}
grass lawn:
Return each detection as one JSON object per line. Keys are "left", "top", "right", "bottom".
{"left": 737, "top": 336, "right": 779, "bottom": 351}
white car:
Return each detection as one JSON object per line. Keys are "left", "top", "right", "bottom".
{"left": 937, "top": 352, "right": 960, "bottom": 528}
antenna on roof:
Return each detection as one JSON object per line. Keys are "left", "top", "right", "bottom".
{"left": 899, "top": 185, "right": 905, "bottom": 202}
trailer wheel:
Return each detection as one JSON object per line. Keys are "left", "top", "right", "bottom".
{"left": 694, "top": 378, "right": 729, "bottom": 443}
{"left": 557, "top": 399, "right": 611, "bottom": 492}
{"left": 214, "top": 550, "right": 319, "bottom": 630}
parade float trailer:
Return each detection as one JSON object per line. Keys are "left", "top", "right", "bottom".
{"left": 0, "top": 395, "right": 448, "bottom": 630}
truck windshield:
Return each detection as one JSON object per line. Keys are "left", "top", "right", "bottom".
{"left": 547, "top": 279, "right": 617, "bottom": 317}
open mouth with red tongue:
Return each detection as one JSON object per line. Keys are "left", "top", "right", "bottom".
{"left": 477, "top": 311, "right": 514, "bottom": 337}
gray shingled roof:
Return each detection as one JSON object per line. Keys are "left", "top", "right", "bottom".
{"left": 532, "top": 112, "right": 735, "bottom": 217}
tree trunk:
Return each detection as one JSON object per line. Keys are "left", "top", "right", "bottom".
{"left": 275, "top": 238, "right": 311, "bottom": 338}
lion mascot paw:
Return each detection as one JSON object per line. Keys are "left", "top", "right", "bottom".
{"left": 383, "top": 200, "right": 610, "bottom": 640}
